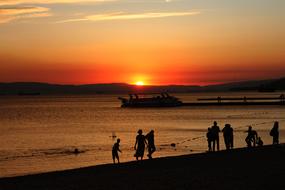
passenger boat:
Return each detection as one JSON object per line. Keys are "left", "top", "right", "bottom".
{"left": 118, "top": 93, "right": 183, "bottom": 107}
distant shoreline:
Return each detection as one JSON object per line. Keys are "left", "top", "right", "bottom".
{"left": 0, "top": 77, "right": 285, "bottom": 95}
{"left": 1, "top": 144, "right": 285, "bottom": 190}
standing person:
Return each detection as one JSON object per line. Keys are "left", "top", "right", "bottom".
{"left": 206, "top": 128, "right": 213, "bottom": 152}
{"left": 146, "top": 130, "right": 156, "bottom": 159}
{"left": 270, "top": 121, "right": 279, "bottom": 144}
{"left": 229, "top": 124, "right": 234, "bottom": 149}
{"left": 112, "top": 138, "right": 121, "bottom": 164}
{"left": 245, "top": 126, "right": 258, "bottom": 147}
{"left": 211, "top": 121, "right": 220, "bottom": 151}
{"left": 222, "top": 124, "right": 234, "bottom": 150}
{"left": 134, "top": 129, "right": 147, "bottom": 160}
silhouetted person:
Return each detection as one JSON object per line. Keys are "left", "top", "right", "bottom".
{"left": 257, "top": 137, "right": 263, "bottom": 146}
{"left": 134, "top": 129, "right": 147, "bottom": 160}
{"left": 112, "top": 138, "right": 121, "bottom": 164}
{"left": 270, "top": 121, "right": 279, "bottom": 145}
{"left": 211, "top": 121, "right": 220, "bottom": 151}
{"left": 206, "top": 127, "right": 213, "bottom": 152}
{"left": 146, "top": 130, "right": 156, "bottom": 159}
{"left": 245, "top": 126, "right": 258, "bottom": 147}
{"left": 222, "top": 124, "right": 234, "bottom": 150}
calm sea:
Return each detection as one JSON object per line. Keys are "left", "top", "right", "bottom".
{"left": 0, "top": 92, "right": 284, "bottom": 177}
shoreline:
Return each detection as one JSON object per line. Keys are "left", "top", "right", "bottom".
{"left": 1, "top": 144, "right": 285, "bottom": 190}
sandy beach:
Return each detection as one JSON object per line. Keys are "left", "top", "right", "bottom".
{"left": 1, "top": 144, "right": 285, "bottom": 190}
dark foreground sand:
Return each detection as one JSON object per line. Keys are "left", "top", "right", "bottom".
{"left": 1, "top": 144, "right": 285, "bottom": 190}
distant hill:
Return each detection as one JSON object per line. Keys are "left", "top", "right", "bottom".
{"left": 0, "top": 77, "right": 284, "bottom": 95}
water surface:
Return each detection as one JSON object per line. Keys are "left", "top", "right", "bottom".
{"left": 0, "top": 92, "right": 284, "bottom": 177}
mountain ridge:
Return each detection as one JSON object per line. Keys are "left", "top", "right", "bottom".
{"left": 0, "top": 77, "right": 284, "bottom": 95}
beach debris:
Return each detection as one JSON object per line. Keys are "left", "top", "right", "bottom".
{"left": 171, "top": 143, "right": 176, "bottom": 147}
{"left": 74, "top": 148, "right": 79, "bottom": 154}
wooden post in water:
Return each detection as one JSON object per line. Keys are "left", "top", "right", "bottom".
{"left": 281, "top": 94, "right": 285, "bottom": 104}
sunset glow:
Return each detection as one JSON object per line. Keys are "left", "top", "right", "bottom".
{"left": 135, "top": 81, "right": 144, "bottom": 86}
{"left": 0, "top": 0, "right": 284, "bottom": 85}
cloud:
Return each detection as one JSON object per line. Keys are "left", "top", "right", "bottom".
{"left": 0, "top": 6, "right": 50, "bottom": 23}
{"left": 0, "top": 6, "right": 49, "bottom": 15}
{"left": 0, "top": 0, "right": 115, "bottom": 23}
{"left": 0, "top": 0, "right": 115, "bottom": 6}
{"left": 58, "top": 11, "right": 201, "bottom": 23}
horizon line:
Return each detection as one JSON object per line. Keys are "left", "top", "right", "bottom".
{"left": 0, "top": 77, "right": 282, "bottom": 87}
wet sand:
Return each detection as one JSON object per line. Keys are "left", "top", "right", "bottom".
{"left": 1, "top": 144, "right": 285, "bottom": 190}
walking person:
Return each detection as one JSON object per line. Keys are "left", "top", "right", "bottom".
{"left": 112, "top": 138, "right": 121, "bottom": 164}
{"left": 134, "top": 129, "right": 147, "bottom": 160}
{"left": 211, "top": 121, "right": 220, "bottom": 151}
{"left": 146, "top": 130, "right": 156, "bottom": 159}
{"left": 270, "top": 121, "right": 279, "bottom": 145}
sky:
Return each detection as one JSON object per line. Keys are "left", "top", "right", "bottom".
{"left": 0, "top": 0, "right": 284, "bottom": 85}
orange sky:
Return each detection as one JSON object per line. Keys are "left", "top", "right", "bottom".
{"left": 0, "top": 0, "right": 284, "bottom": 85}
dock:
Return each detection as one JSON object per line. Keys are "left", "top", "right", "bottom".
{"left": 182, "top": 94, "right": 285, "bottom": 106}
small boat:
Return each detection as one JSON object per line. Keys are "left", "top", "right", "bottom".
{"left": 118, "top": 93, "right": 183, "bottom": 107}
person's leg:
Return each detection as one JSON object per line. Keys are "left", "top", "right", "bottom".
{"left": 246, "top": 137, "right": 251, "bottom": 147}
{"left": 147, "top": 146, "right": 151, "bottom": 158}
{"left": 217, "top": 137, "right": 220, "bottom": 151}
{"left": 149, "top": 147, "right": 154, "bottom": 158}
{"left": 273, "top": 136, "right": 278, "bottom": 144}
{"left": 151, "top": 146, "right": 156, "bottom": 156}
{"left": 224, "top": 137, "right": 226, "bottom": 149}
{"left": 208, "top": 141, "right": 211, "bottom": 151}
{"left": 112, "top": 153, "right": 115, "bottom": 163}
{"left": 116, "top": 155, "right": 120, "bottom": 163}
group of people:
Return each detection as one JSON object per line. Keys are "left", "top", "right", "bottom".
{"left": 112, "top": 121, "right": 280, "bottom": 163}
{"left": 112, "top": 129, "right": 156, "bottom": 164}
{"left": 207, "top": 121, "right": 280, "bottom": 152}
{"left": 207, "top": 121, "right": 234, "bottom": 152}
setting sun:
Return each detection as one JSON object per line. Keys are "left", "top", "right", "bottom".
{"left": 135, "top": 81, "right": 144, "bottom": 86}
